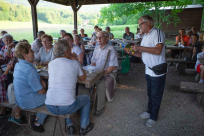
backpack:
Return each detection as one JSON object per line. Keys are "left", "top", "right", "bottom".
{"left": 7, "top": 83, "right": 16, "bottom": 104}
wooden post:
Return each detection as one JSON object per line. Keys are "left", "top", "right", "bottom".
{"left": 28, "top": 0, "right": 39, "bottom": 40}
{"left": 74, "top": 11, "right": 77, "bottom": 30}
{"left": 70, "top": 0, "right": 86, "bottom": 31}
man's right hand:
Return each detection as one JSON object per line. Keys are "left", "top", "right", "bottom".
{"left": 124, "top": 48, "right": 131, "bottom": 54}
{"left": 6, "top": 62, "right": 13, "bottom": 70}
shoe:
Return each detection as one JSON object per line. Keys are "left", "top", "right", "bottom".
{"left": 139, "top": 112, "right": 150, "bottom": 119}
{"left": 144, "top": 119, "right": 155, "bottom": 127}
{"left": 80, "top": 122, "right": 94, "bottom": 136}
{"left": 29, "top": 115, "right": 36, "bottom": 125}
{"left": 30, "top": 124, "right": 45, "bottom": 133}
{"left": 10, "top": 116, "right": 27, "bottom": 125}
{"left": 93, "top": 107, "right": 105, "bottom": 117}
{"left": 8, "top": 116, "right": 12, "bottom": 121}
{"left": 168, "top": 63, "right": 173, "bottom": 66}
{"left": 68, "top": 125, "right": 77, "bottom": 135}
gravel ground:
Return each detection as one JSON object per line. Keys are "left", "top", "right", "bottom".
{"left": 0, "top": 62, "right": 204, "bottom": 136}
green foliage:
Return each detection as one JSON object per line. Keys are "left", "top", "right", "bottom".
{"left": 99, "top": 0, "right": 204, "bottom": 28}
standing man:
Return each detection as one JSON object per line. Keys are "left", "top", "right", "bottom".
{"left": 123, "top": 27, "right": 134, "bottom": 41}
{"left": 31, "top": 31, "right": 45, "bottom": 57}
{"left": 125, "top": 15, "right": 167, "bottom": 127}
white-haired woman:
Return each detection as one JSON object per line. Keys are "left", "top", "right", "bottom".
{"left": 45, "top": 39, "right": 94, "bottom": 135}
{"left": 0, "top": 34, "right": 15, "bottom": 58}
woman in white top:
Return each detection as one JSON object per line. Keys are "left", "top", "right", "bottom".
{"left": 34, "top": 34, "right": 54, "bottom": 65}
{"left": 64, "top": 33, "right": 84, "bottom": 65}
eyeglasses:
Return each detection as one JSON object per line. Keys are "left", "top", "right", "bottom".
{"left": 96, "top": 36, "right": 108, "bottom": 40}
{"left": 139, "top": 21, "right": 146, "bottom": 27}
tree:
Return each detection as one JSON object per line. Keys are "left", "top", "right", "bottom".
{"left": 99, "top": 0, "right": 203, "bottom": 28}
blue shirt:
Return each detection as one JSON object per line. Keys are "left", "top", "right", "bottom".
{"left": 13, "top": 59, "right": 45, "bottom": 109}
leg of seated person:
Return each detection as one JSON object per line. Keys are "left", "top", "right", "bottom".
{"left": 199, "top": 65, "right": 204, "bottom": 83}
{"left": 96, "top": 78, "right": 106, "bottom": 111}
{"left": 35, "top": 113, "right": 47, "bottom": 125}
{"left": 78, "top": 84, "right": 90, "bottom": 96}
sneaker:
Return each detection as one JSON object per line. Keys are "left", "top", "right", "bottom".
{"left": 139, "top": 112, "right": 150, "bottom": 119}
{"left": 30, "top": 124, "right": 45, "bottom": 133}
{"left": 144, "top": 119, "right": 155, "bottom": 127}
{"left": 68, "top": 125, "right": 77, "bottom": 135}
{"left": 10, "top": 117, "right": 27, "bottom": 125}
{"left": 93, "top": 107, "right": 105, "bottom": 117}
{"left": 80, "top": 122, "right": 94, "bottom": 136}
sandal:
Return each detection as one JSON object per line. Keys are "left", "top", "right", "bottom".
{"left": 68, "top": 125, "right": 77, "bottom": 135}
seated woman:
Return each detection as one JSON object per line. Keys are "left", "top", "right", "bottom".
{"left": 34, "top": 34, "right": 54, "bottom": 65}
{"left": 59, "top": 30, "right": 66, "bottom": 39}
{"left": 14, "top": 42, "right": 47, "bottom": 133}
{"left": 0, "top": 46, "right": 13, "bottom": 118}
{"left": 105, "top": 26, "right": 114, "bottom": 39}
{"left": 74, "top": 35, "right": 86, "bottom": 65}
{"left": 64, "top": 33, "right": 84, "bottom": 65}
{"left": 195, "top": 44, "right": 204, "bottom": 83}
{"left": 45, "top": 39, "right": 94, "bottom": 135}
{"left": 192, "top": 33, "right": 204, "bottom": 61}
{"left": 79, "top": 28, "right": 88, "bottom": 38}
{"left": 0, "top": 34, "right": 15, "bottom": 58}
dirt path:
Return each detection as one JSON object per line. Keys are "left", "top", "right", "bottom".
{"left": 0, "top": 63, "right": 204, "bottom": 136}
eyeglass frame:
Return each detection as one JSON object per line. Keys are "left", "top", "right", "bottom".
{"left": 139, "top": 21, "right": 147, "bottom": 27}
{"left": 96, "top": 36, "right": 108, "bottom": 40}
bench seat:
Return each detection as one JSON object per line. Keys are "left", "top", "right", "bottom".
{"left": 166, "top": 59, "right": 196, "bottom": 64}
{"left": 180, "top": 81, "right": 204, "bottom": 93}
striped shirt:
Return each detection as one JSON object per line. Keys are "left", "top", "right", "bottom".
{"left": 141, "top": 27, "right": 166, "bottom": 77}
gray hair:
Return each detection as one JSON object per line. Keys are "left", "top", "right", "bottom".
{"left": 60, "top": 30, "right": 66, "bottom": 34}
{"left": 97, "top": 31, "right": 109, "bottom": 37}
{"left": 139, "top": 15, "right": 154, "bottom": 25}
{"left": 2, "top": 34, "right": 13, "bottom": 42}
{"left": 53, "top": 39, "right": 70, "bottom": 58}
{"left": 37, "top": 31, "right": 45, "bottom": 37}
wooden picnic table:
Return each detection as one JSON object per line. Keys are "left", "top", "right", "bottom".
{"left": 165, "top": 45, "right": 193, "bottom": 50}
{"left": 38, "top": 69, "right": 104, "bottom": 88}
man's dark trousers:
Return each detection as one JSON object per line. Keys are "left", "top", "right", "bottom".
{"left": 145, "top": 74, "right": 166, "bottom": 121}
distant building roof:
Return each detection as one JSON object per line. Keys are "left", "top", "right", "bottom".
{"left": 151, "top": 4, "right": 203, "bottom": 10}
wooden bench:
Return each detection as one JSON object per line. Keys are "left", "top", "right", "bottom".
{"left": 185, "top": 69, "right": 197, "bottom": 74}
{"left": 166, "top": 59, "right": 196, "bottom": 75}
{"left": 180, "top": 81, "right": 204, "bottom": 93}
{"left": 0, "top": 101, "right": 71, "bottom": 136}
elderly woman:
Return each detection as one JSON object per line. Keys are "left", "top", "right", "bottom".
{"left": 79, "top": 29, "right": 88, "bottom": 38}
{"left": 105, "top": 27, "right": 114, "bottom": 39}
{"left": 0, "top": 34, "right": 15, "bottom": 58}
{"left": 59, "top": 30, "right": 66, "bottom": 39}
{"left": 45, "top": 39, "right": 94, "bottom": 135}
{"left": 74, "top": 35, "right": 86, "bottom": 65}
{"left": 34, "top": 34, "right": 54, "bottom": 65}
{"left": 72, "top": 29, "right": 78, "bottom": 36}
{"left": 0, "top": 31, "right": 7, "bottom": 45}
{"left": 13, "top": 42, "right": 47, "bottom": 133}
{"left": 64, "top": 33, "right": 84, "bottom": 65}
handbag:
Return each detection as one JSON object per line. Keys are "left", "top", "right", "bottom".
{"left": 121, "top": 50, "right": 130, "bottom": 74}
{"left": 148, "top": 63, "right": 167, "bottom": 75}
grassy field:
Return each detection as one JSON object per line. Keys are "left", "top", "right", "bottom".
{"left": 0, "top": 21, "right": 138, "bottom": 43}
{"left": 0, "top": 21, "right": 176, "bottom": 44}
